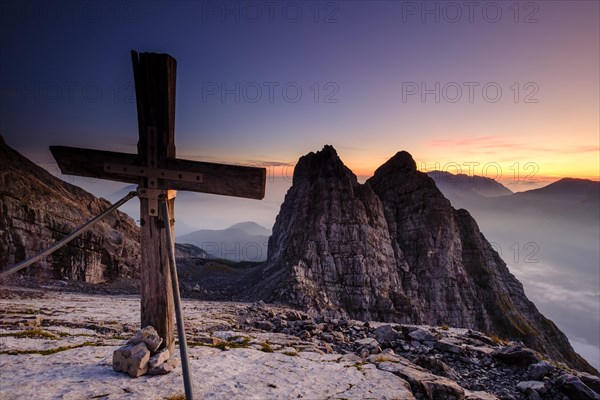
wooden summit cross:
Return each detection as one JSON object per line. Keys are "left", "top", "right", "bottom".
{"left": 50, "top": 51, "right": 266, "bottom": 352}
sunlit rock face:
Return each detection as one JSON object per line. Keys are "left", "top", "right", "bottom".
{"left": 0, "top": 135, "right": 140, "bottom": 283}
{"left": 254, "top": 145, "right": 595, "bottom": 374}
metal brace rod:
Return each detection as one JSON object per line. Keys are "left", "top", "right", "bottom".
{"left": 160, "top": 198, "right": 194, "bottom": 400}
{"left": 0, "top": 191, "right": 139, "bottom": 280}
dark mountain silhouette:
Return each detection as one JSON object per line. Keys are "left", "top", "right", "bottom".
{"left": 429, "top": 173, "right": 599, "bottom": 223}
{"left": 513, "top": 178, "right": 599, "bottom": 202}
{"left": 228, "top": 221, "right": 271, "bottom": 236}
{"left": 428, "top": 170, "right": 513, "bottom": 197}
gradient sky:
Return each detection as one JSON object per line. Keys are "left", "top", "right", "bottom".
{"left": 1, "top": 1, "right": 599, "bottom": 369}
{"left": 1, "top": 0, "right": 598, "bottom": 193}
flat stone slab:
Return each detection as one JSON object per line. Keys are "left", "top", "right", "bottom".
{"left": 0, "top": 344, "right": 414, "bottom": 399}
{"left": 0, "top": 291, "right": 414, "bottom": 400}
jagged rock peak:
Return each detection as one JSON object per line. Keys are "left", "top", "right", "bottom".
{"left": 373, "top": 150, "right": 418, "bottom": 176}
{"left": 293, "top": 144, "right": 356, "bottom": 182}
{"left": 368, "top": 149, "right": 447, "bottom": 204}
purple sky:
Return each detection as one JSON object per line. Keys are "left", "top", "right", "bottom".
{"left": 1, "top": 1, "right": 598, "bottom": 184}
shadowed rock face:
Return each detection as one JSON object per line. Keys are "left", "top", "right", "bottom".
{"left": 368, "top": 151, "right": 594, "bottom": 374}
{"left": 0, "top": 136, "right": 140, "bottom": 283}
{"left": 255, "top": 145, "right": 596, "bottom": 374}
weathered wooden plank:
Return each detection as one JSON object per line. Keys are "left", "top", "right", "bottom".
{"left": 138, "top": 196, "right": 175, "bottom": 354}
{"left": 49, "top": 146, "right": 139, "bottom": 184}
{"left": 132, "top": 50, "right": 176, "bottom": 352}
{"left": 167, "top": 158, "right": 266, "bottom": 199}
{"left": 49, "top": 146, "right": 266, "bottom": 199}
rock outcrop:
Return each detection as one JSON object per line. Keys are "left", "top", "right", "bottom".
{"left": 257, "top": 145, "right": 411, "bottom": 321}
{"left": 253, "top": 145, "right": 596, "bottom": 374}
{"left": 0, "top": 136, "right": 140, "bottom": 282}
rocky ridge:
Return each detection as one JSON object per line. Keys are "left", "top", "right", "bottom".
{"left": 253, "top": 145, "right": 595, "bottom": 374}
{"left": 238, "top": 300, "right": 600, "bottom": 400}
{"left": 175, "top": 243, "right": 208, "bottom": 260}
{"left": 0, "top": 136, "right": 140, "bottom": 283}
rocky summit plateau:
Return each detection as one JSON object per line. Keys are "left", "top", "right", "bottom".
{"left": 1, "top": 288, "right": 600, "bottom": 400}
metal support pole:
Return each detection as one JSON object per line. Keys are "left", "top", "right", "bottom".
{"left": 0, "top": 191, "right": 139, "bottom": 280}
{"left": 160, "top": 199, "right": 194, "bottom": 400}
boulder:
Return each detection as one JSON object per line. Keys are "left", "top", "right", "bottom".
{"left": 356, "top": 337, "right": 379, "bottom": 347}
{"left": 464, "top": 390, "right": 500, "bottom": 400}
{"left": 414, "top": 355, "right": 460, "bottom": 380}
{"left": 356, "top": 337, "right": 380, "bottom": 357}
{"left": 435, "top": 339, "right": 465, "bottom": 355}
{"left": 555, "top": 374, "right": 600, "bottom": 400}
{"left": 524, "top": 388, "right": 542, "bottom": 400}
{"left": 527, "top": 360, "right": 553, "bottom": 380}
{"left": 127, "top": 326, "right": 163, "bottom": 352}
{"left": 516, "top": 381, "right": 547, "bottom": 394}
{"left": 378, "top": 360, "right": 465, "bottom": 400}
{"left": 580, "top": 373, "right": 600, "bottom": 394}
{"left": 409, "top": 328, "right": 439, "bottom": 343}
{"left": 149, "top": 348, "right": 171, "bottom": 369}
{"left": 112, "top": 342, "right": 151, "bottom": 378}
{"left": 374, "top": 324, "right": 398, "bottom": 346}
{"left": 148, "top": 359, "right": 176, "bottom": 376}
{"left": 492, "top": 346, "right": 540, "bottom": 367}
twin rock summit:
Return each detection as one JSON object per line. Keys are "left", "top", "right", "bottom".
{"left": 0, "top": 138, "right": 594, "bottom": 374}
{"left": 250, "top": 145, "right": 591, "bottom": 373}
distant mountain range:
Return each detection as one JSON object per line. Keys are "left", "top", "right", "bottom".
{"left": 177, "top": 221, "right": 270, "bottom": 262}
{"left": 513, "top": 177, "right": 599, "bottom": 201}
{"left": 429, "top": 172, "right": 599, "bottom": 223}
{"left": 111, "top": 185, "right": 272, "bottom": 262}
{"left": 505, "top": 178, "right": 599, "bottom": 215}
{"left": 428, "top": 170, "right": 513, "bottom": 197}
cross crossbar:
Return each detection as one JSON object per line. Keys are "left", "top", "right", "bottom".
{"left": 49, "top": 145, "right": 266, "bottom": 199}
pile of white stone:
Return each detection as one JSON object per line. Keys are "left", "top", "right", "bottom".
{"left": 112, "top": 326, "right": 175, "bottom": 378}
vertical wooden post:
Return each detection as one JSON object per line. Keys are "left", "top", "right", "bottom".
{"left": 131, "top": 51, "right": 177, "bottom": 351}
